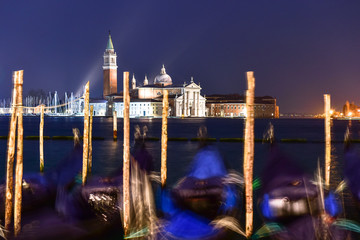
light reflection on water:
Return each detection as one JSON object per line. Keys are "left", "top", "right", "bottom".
{"left": 1, "top": 117, "right": 360, "bottom": 229}
{"left": 1, "top": 117, "right": 360, "bottom": 185}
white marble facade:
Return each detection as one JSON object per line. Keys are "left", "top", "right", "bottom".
{"left": 174, "top": 82, "right": 206, "bottom": 117}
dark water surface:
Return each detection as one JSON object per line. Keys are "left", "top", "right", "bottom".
{"left": 1, "top": 116, "right": 360, "bottom": 234}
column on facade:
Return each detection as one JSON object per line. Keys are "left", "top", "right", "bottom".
{"left": 197, "top": 92, "right": 200, "bottom": 116}
{"left": 194, "top": 91, "right": 197, "bottom": 117}
{"left": 182, "top": 89, "right": 186, "bottom": 116}
{"left": 194, "top": 91, "right": 197, "bottom": 116}
{"left": 186, "top": 91, "right": 191, "bottom": 116}
{"left": 195, "top": 91, "right": 199, "bottom": 117}
{"left": 184, "top": 91, "right": 187, "bottom": 116}
{"left": 192, "top": 91, "right": 197, "bottom": 116}
{"left": 176, "top": 100, "right": 178, "bottom": 116}
{"left": 177, "top": 99, "right": 181, "bottom": 116}
{"left": 195, "top": 91, "right": 198, "bottom": 116}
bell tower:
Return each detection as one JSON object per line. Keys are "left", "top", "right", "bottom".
{"left": 143, "top": 75, "right": 149, "bottom": 86}
{"left": 103, "top": 32, "right": 118, "bottom": 98}
{"left": 131, "top": 74, "right": 137, "bottom": 89}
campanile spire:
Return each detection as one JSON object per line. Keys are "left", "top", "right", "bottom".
{"left": 106, "top": 31, "right": 114, "bottom": 51}
{"left": 103, "top": 31, "right": 118, "bottom": 98}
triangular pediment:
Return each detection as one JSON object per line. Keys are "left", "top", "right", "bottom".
{"left": 185, "top": 82, "right": 201, "bottom": 89}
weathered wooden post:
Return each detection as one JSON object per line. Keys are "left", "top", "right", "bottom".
{"left": 89, "top": 105, "right": 93, "bottom": 173}
{"left": 161, "top": 90, "right": 169, "bottom": 187}
{"left": 5, "top": 71, "right": 20, "bottom": 231}
{"left": 82, "top": 81, "right": 90, "bottom": 186}
{"left": 324, "top": 94, "right": 331, "bottom": 186}
{"left": 14, "top": 70, "right": 24, "bottom": 236}
{"left": 113, "top": 110, "right": 117, "bottom": 141}
{"left": 40, "top": 104, "right": 45, "bottom": 172}
{"left": 244, "top": 71, "right": 255, "bottom": 238}
{"left": 123, "top": 72, "right": 130, "bottom": 235}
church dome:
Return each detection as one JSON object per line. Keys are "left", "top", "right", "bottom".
{"left": 154, "top": 65, "right": 172, "bottom": 86}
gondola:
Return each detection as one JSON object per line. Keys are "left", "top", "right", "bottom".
{"left": 52, "top": 127, "right": 156, "bottom": 238}
{"left": 12, "top": 135, "right": 124, "bottom": 239}
{"left": 256, "top": 144, "right": 348, "bottom": 240}
{"left": 158, "top": 144, "right": 242, "bottom": 239}
{"left": 0, "top": 130, "right": 83, "bottom": 220}
{"left": 344, "top": 134, "right": 360, "bottom": 204}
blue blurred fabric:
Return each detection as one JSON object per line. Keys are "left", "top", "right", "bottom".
{"left": 165, "top": 211, "right": 219, "bottom": 239}
{"left": 260, "top": 194, "right": 274, "bottom": 220}
{"left": 160, "top": 189, "right": 178, "bottom": 216}
{"left": 221, "top": 186, "right": 237, "bottom": 211}
{"left": 188, "top": 146, "right": 227, "bottom": 179}
{"left": 325, "top": 192, "right": 341, "bottom": 217}
{"left": 160, "top": 146, "right": 231, "bottom": 239}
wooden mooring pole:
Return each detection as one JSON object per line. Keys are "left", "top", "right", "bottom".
{"left": 113, "top": 111, "right": 117, "bottom": 141}
{"left": 40, "top": 105, "right": 44, "bottom": 172}
{"left": 244, "top": 71, "right": 255, "bottom": 238}
{"left": 14, "top": 70, "right": 24, "bottom": 236}
{"left": 82, "top": 81, "right": 90, "bottom": 186}
{"left": 89, "top": 105, "right": 93, "bottom": 173}
{"left": 324, "top": 94, "right": 331, "bottom": 187}
{"left": 161, "top": 90, "right": 169, "bottom": 187}
{"left": 123, "top": 72, "right": 130, "bottom": 235}
{"left": 5, "top": 72, "right": 19, "bottom": 231}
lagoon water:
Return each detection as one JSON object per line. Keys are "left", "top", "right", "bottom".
{"left": 1, "top": 116, "right": 360, "bottom": 233}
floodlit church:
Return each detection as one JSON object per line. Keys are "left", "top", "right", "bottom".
{"left": 93, "top": 33, "right": 207, "bottom": 117}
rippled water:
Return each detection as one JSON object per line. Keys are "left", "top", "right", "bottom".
{"left": 1, "top": 117, "right": 360, "bottom": 232}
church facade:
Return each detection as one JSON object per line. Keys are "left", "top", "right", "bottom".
{"left": 94, "top": 33, "right": 207, "bottom": 118}
{"left": 134, "top": 66, "right": 207, "bottom": 117}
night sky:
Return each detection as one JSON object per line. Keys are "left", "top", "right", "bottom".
{"left": 1, "top": 1, "right": 360, "bottom": 114}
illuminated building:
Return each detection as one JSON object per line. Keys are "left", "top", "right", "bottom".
{"left": 135, "top": 72, "right": 206, "bottom": 117}
{"left": 98, "top": 32, "right": 206, "bottom": 117}
{"left": 342, "top": 100, "right": 360, "bottom": 117}
{"left": 103, "top": 32, "right": 118, "bottom": 98}
{"left": 91, "top": 33, "right": 277, "bottom": 118}
{"left": 206, "top": 94, "right": 279, "bottom": 118}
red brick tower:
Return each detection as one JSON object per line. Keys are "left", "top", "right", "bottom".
{"left": 103, "top": 32, "right": 118, "bottom": 98}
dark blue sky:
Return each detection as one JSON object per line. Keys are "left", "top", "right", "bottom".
{"left": 1, "top": 1, "right": 360, "bottom": 113}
